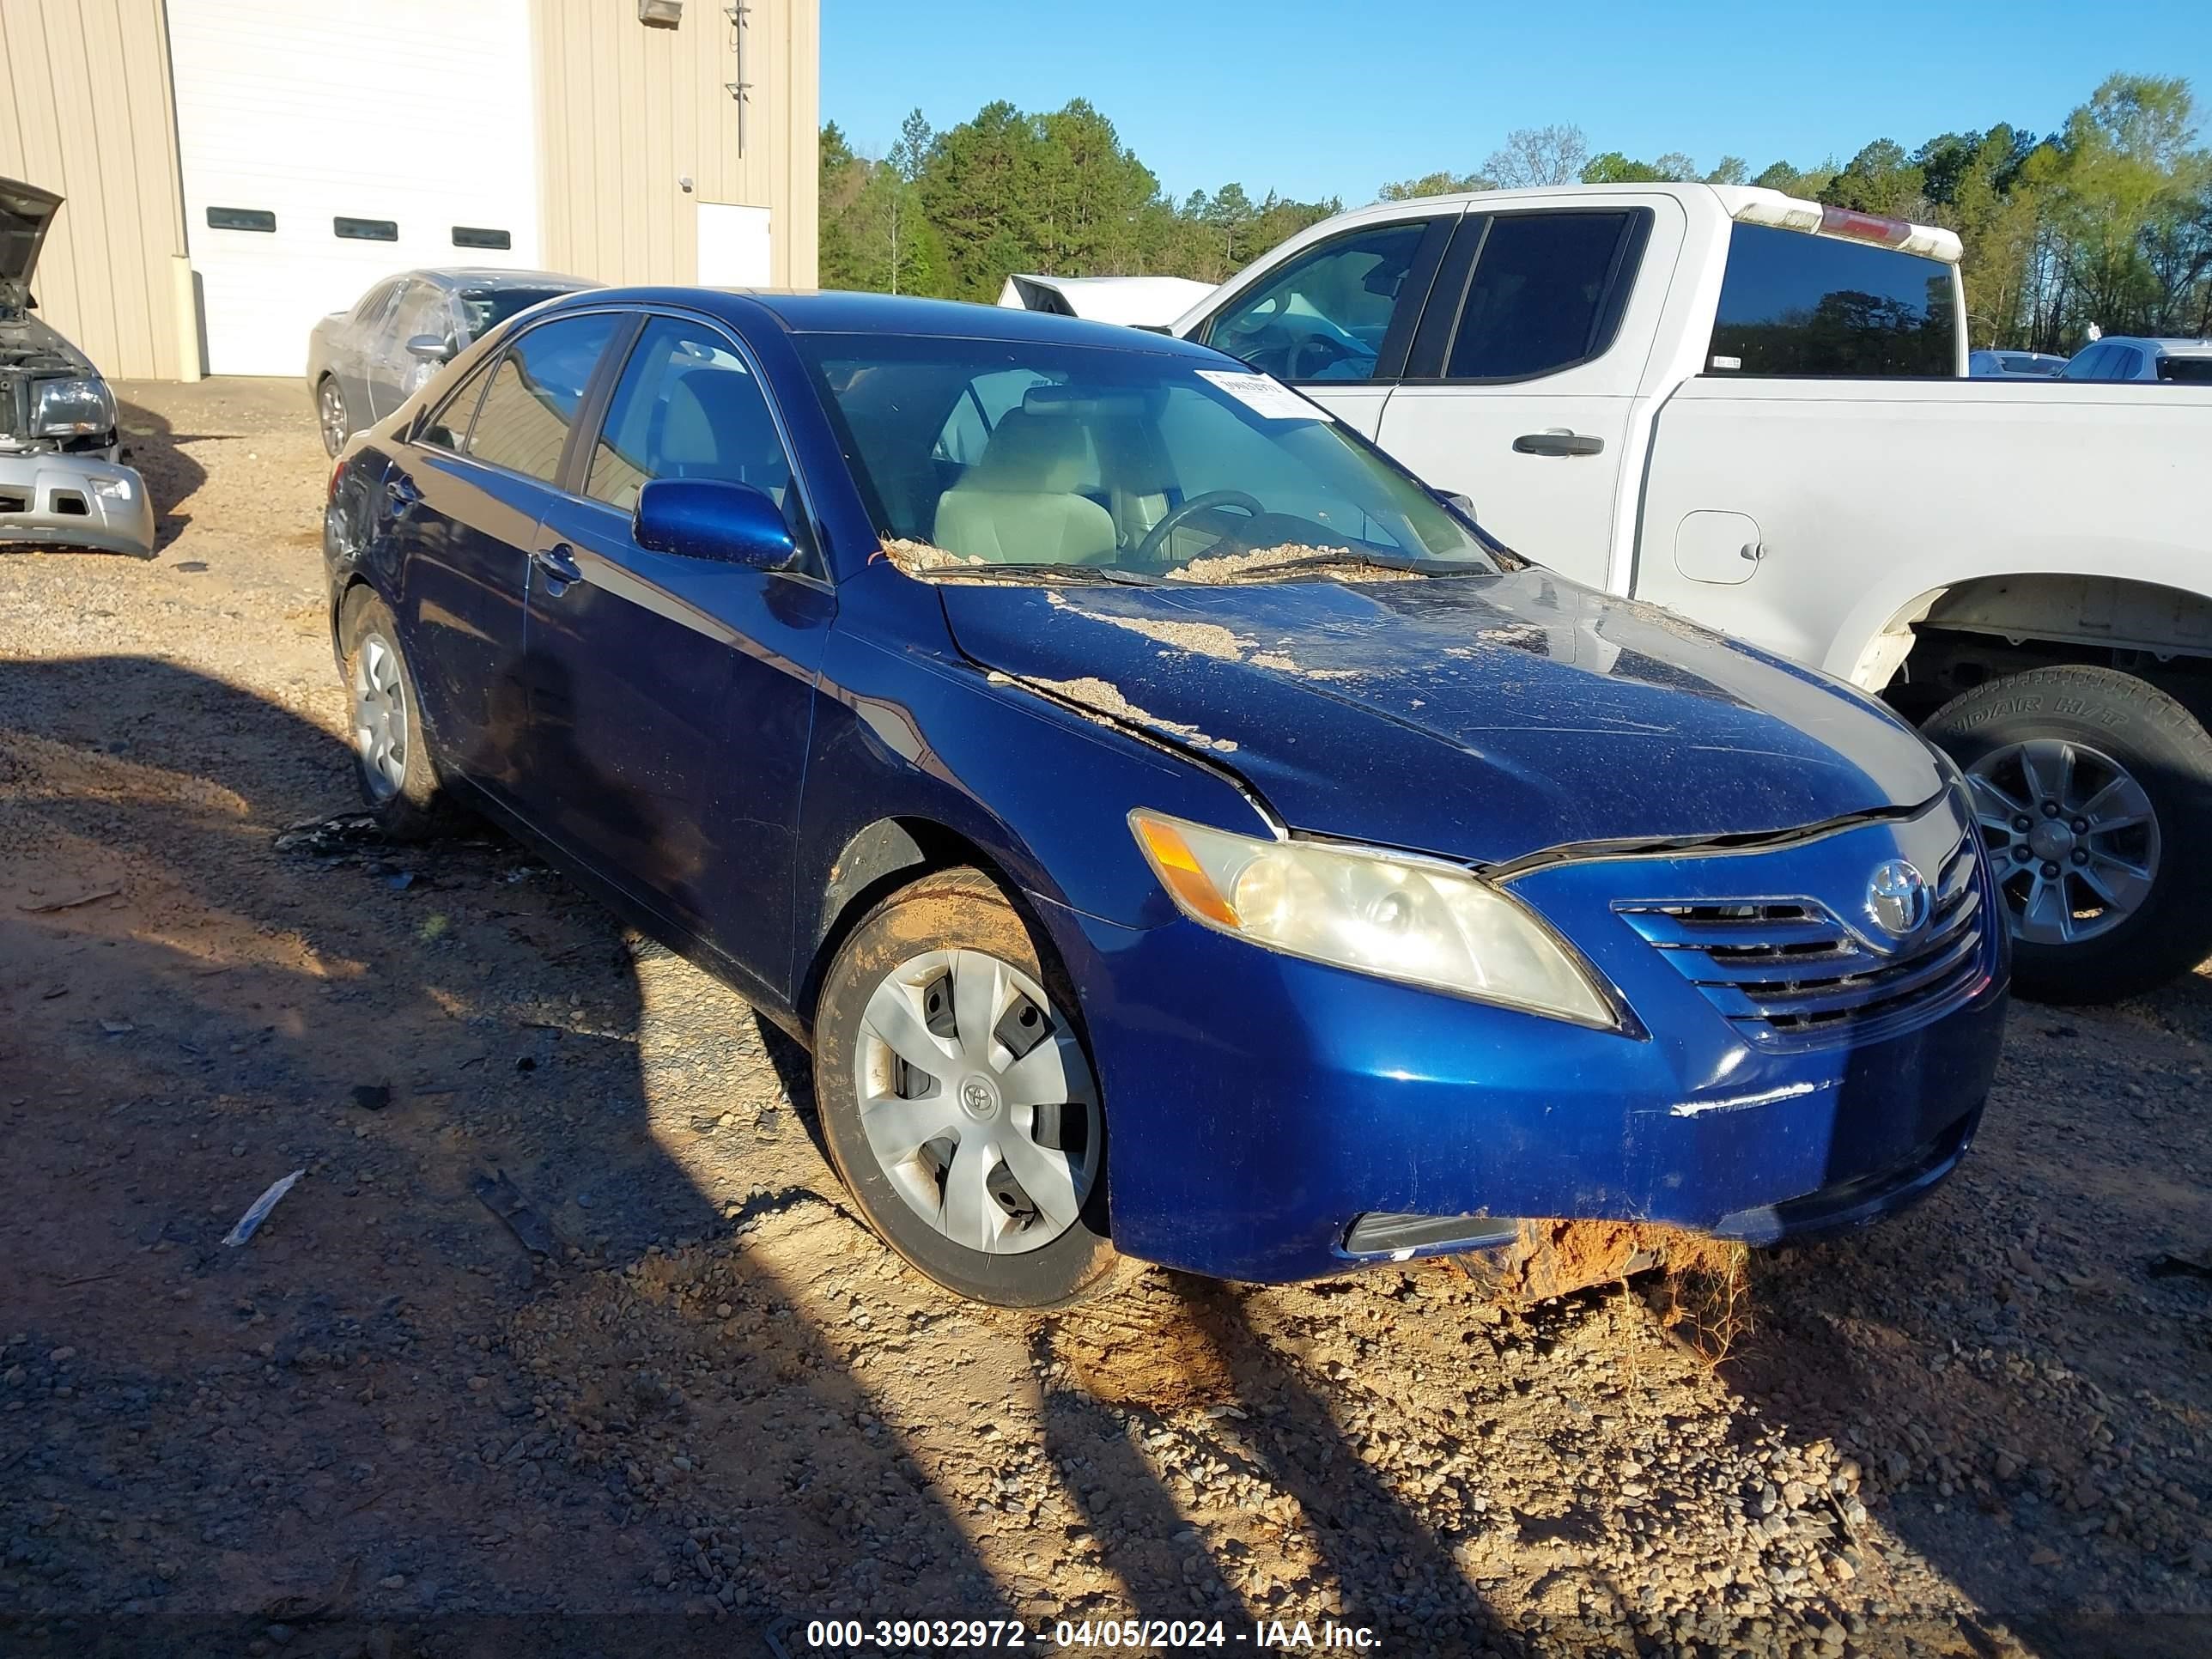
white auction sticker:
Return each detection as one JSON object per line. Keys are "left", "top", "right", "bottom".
{"left": 1196, "top": 369, "right": 1331, "bottom": 422}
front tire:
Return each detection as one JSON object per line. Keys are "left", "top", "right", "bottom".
{"left": 340, "top": 593, "right": 452, "bottom": 840}
{"left": 318, "top": 377, "right": 350, "bottom": 458}
{"left": 1923, "top": 665, "right": 2212, "bottom": 1002}
{"left": 813, "top": 867, "right": 1121, "bottom": 1308}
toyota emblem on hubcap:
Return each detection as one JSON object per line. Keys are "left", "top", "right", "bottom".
{"left": 1867, "top": 859, "right": 1930, "bottom": 940}
{"left": 959, "top": 1076, "right": 1000, "bottom": 1119}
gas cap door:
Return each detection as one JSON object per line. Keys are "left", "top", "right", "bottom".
{"left": 1673, "top": 510, "right": 1765, "bottom": 586}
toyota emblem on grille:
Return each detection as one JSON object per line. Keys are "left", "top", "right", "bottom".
{"left": 1867, "top": 860, "right": 1931, "bottom": 939}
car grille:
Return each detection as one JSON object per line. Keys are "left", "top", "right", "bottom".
{"left": 1614, "top": 832, "right": 1986, "bottom": 1048}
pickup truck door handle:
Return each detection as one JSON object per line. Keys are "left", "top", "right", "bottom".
{"left": 532, "top": 543, "right": 583, "bottom": 590}
{"left": 1512, "top": 430, "right": 1607, "bottom": 458}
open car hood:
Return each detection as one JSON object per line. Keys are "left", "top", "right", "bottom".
{"left": 0, "top": 176, "right": 61, "bottom": 291}
{"left": 939, "top": 568, "right": 1946, "bottom": 864}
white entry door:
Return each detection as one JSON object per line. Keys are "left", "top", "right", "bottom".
{"left": 167, "top": 0, "right": 542, "bottom": 376}
{"left": 697, "top": 204, "right": 773, "bottom": 289}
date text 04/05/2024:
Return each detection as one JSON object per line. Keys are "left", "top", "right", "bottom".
{"left": 802, "top": 1619, "right": 1382, "bottom": 1650}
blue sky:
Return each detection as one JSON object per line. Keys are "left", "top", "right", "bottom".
{"left": 823, "top": 0, "right": 2212, "bottom": 204}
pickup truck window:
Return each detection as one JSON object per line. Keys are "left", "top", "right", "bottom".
{"left": 1710, "top": 224, "right": 1957, "bottom": 377}
{"left": 1203, "top": 221, "right": 1436, "bottom": 384}
{"left": 1442, "top": 210, "right": 1643, "bottom": 380}
{"left": 2160, "top": 356, "right": 2212, "bottom": 384}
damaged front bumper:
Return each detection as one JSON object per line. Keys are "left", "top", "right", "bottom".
{"left": 0, "top": 447, "right": 155, "bottom": 557}
{"left": 1025, "top": 791, "right": 2008, "bottom": 1285}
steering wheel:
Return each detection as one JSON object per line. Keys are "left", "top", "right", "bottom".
{"left": 1134, "top": 490, "right": 1267, "bottom": 567}
{"left": 1287, "top": 332, "right": 1361, "bottom": 380}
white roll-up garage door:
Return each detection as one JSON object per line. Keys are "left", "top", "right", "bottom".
{"left": 167, "top": 0, "right": 542, "bottom": 377}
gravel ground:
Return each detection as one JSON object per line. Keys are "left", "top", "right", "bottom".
{"left": 2, "top": 380, "right": 2210, "bottom": 1659}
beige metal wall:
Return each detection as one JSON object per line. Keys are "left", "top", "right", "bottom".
{"left": 532, "top": 0, "right": 817, "bottom": 289}
{"left": 0, "top": 0, "right": 190, "bottom": 380}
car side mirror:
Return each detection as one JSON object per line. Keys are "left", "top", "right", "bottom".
{"left": 404, "top": 333, "right": 450, "bottom": 362}
{"left": 635, "top": 478, "right": 799, "bottom": 570}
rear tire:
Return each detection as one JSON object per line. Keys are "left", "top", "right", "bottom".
{"left": 1923, "top": 665, "right": 2212, "bottom": 1003}
{"left": 812, "top": 867, "right": 1123, "bottom": 1308}
{"left": 339, "top": 593, "right": 453, "bottom": 841}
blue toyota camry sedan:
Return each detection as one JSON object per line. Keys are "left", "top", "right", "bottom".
{"left": 322, "top": 289, "right": 2008, "bottom": 1307}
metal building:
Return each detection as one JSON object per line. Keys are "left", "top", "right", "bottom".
{"left": 0, "top": 0, "right": 818, "bottom": 379}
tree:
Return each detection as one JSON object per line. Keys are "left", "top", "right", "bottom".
{"left": 1483, "top": 125, "right": 1590, "bottom": 189}
{"left": 1581, "top": 151, "right": 1670, "bottom": 185}
{"left": 1705, "top": 155, "right": 1750, "bottom": 186}
{"left": 916, "top": 100, "right": 1048, "bottom": 300}
{"left": 878, "top": 108, "right": 933, "bottom": 294}
{"left": 1379, "top": 169, "right": 1492, "bottom": 200}
{"left": 1823, "top": 139, "right": 1928, "bottom": 217}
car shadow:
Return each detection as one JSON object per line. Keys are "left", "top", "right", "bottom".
{"left": 1710, "top": 1055, "right": 2212, "bottom": 1659}
{"left": 0, "top": 654, "right": 1027, "bottom": 1654}
{"left": 114, "top": 398, "right": 208, "bottom": 552}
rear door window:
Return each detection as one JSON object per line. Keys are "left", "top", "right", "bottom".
{"left": 1437, "top": 210, "right": 1646, "bottom": 380}
{"left": 2160, "top": 356, "right": 2212, "bottom": 385}
{"left": 465, "top": 312, "right": 622, "bottom": 484}
{"left": 1709, "top": 223, "right": 1957, "bottom": 376}
{"left": 352, "top": 280, "right": 400, "bottom": 327}
{"left": 1200, "top": 219, "right": 1444, "bottom": 384}
{"left": 416, "top": 357, "right": 495, "bottom": 452}
{"left": 2061, "top": 343, "right": 2106, "bottom": 380}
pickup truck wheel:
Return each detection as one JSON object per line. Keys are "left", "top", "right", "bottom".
{"left": 1923, "top": 665, "right": 2212, "bottom": 1003}
{"left": 317, "top": 378, "right": 349, "bottom": 458}
{"left": 813, "top": 867, "right": 1122, "bottom": 1308}
{"left": 340, "top": 594, "right": 453, "bottom": 841}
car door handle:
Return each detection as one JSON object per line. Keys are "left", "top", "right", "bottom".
{"left": 1512, "top": 430, "right": 1606, "bottom": 458}
{"left": 532, "top": 543, "right": 583, "bottom": 589}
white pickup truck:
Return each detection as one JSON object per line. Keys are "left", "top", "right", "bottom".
{"left": 1136, "top": 182, "right": 2212, "bottom": 1004}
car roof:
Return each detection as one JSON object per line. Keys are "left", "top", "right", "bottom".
{"left": 2092, "top": 336, "right": 2212, "bottom": 356}
{"left": 559, "top": 286, "right": 1225, "bottom": 358}
{"left": 416, "top": 268, "right": 598, "bottom": 292}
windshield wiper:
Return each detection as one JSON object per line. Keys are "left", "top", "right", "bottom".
{"left": 1171, "top": 547, "right": 1431, "bottom": 584}
{"left": 926, "top": 562, "right": 1160, "bottom": 587}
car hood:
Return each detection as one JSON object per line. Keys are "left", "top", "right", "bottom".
{"left": 0, "top": 176, "right": 61, "bottom": 293}
{"left": 938, "top": 568, "right": 1944, "bottom": 864}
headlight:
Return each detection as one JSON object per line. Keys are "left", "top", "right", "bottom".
{"left": 1129, "top": 809, "right": 1620, "bottom": 1029}
{"left": 31, "top": 377, "right": 115, "bottom": 437}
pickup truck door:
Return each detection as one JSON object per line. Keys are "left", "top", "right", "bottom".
{"left": 1374, "top": 199, "right": 1680, "bottom": 590}
{"left": 1186, "top": 212, "right": 1457, "bottom": 440}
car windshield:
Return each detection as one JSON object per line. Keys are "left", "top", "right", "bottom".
{"left": 794, "top": 333, "right": 1506, "bottom": 581}
{"left": 456, "top": 286, "right": 570, "bottom": 342}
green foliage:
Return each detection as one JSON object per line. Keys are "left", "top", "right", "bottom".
{"left": 1582, "top": 152, "right": 1672, "bottom": 185}
{"left": 820, "top": 76, "right": 2212, "bottom": 349}
{"left": 1378, "top": 170, "right": 1494, "bottom": 200}
{"left": 824, "top": 98, "right": 1336, "bottom": 301}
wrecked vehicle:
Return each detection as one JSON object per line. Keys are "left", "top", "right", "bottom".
{"left": 322, "top": 292, "right": 2008, "bottom": 1308}
{"left": 0, "top": 177, "right": 154, "bottom": 558}
{"left": 307, "top": 267, "right": 600, "bottom": 457}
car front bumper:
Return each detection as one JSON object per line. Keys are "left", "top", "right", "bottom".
{"left": 0, "top": 448, "right": 155, "bottom": 557}
{"left": 1031, "top": 795, "right": 2008, "bottom": 1285}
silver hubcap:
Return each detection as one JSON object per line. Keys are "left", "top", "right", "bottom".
{"left": 320, "top": 382, "right": 346, "bottom": 452}
{"left": 1965, "top": 738, "right": 2160, "bottom": 946}
{"left": 853, "top": 948, "right": 1099, "bottom": 1257}
{"left": 351, "top": 633, "right": 409, "bottom": 801}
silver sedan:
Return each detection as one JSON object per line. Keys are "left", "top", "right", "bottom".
{"left": 305, "top": 268, "right": 599, "bottom": 455}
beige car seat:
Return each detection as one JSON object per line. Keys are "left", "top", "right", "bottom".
{"left": 933, "top": 409, "right": 1118, "bottom": 565}
{"left": 661, "top": 369, "right": 791, "bottom": 506}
